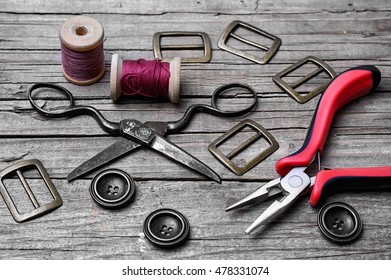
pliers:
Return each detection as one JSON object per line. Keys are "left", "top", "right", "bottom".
{"left": 226, "top": 65, "right": 391, "bottom": 233}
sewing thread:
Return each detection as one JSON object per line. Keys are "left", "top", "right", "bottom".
{"left": 110, "top": 54, "right": 181, "bottom": 103}
{"left": 59, "top": 16, "right": 105, "bottom": 85}
{"left": 120, "top": 59, "right": 170, "bottom": 99}
{"left": 61, "top": 42, "right": 105, "bottom": 83}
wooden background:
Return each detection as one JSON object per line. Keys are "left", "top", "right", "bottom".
{"left": 0, "top": 0, "right": 390, "bottom": 259}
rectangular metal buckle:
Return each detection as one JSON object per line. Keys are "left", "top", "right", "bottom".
{"left": 153, "top": 31, "right": 212, "bottom": 63}
{"left": 218, "top": 20, "right": 281, "bottom": 64}
{"left": 272, "top": 56, "right": 337, "bottom": 103}
{"left": 0, "top": 159, "right": 62, "bottom": 222}
{"left": 208, "top": 119, "right": 279, "bottom": 176}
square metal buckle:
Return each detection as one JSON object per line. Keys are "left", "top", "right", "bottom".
{"left": 0, "top": 159, "right": 62, "bottom": 222}
{"left": 208, "top": 119, "right": 279, "bottom": 176}
{"left": 272, "top": 56, "right": 337, "bottom": 103}
{"left": 153, "top": 31, "right": 212, "bottom": 63}
{"left": 218, "top": 20, "right": 281, "bottom": 64}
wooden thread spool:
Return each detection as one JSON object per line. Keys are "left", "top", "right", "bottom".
{"left": 59, "top": 16, "right": 105, "bottom": 85}
{"left": 110, "top": 54, "right": 181, "bottom": 103}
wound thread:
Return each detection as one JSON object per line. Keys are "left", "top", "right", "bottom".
{"left": 110, "top": 54, "right": 181, "bottom": 103}
{"left": 59, "top": 16, "right": 105, "bottom": 85}
{"left": 120, "top": 59, "right": 170, "bottom": 99}
{"left": 61, "top": 42, "right": 105, "bottom": 83}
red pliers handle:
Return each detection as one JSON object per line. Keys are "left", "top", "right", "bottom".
{"left": 276, "top": 65, "right": 381, "bottom": 175}
{"left": 276, "top": 65, "right": 391, "bottom": 206}
{"left": 311, "top": 166, "right": 391, "bottom": 206}
{"left": 227, "top": 65, "right": 391, "bottom": 233}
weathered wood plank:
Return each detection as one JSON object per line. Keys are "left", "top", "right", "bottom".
{"left": 0, "top": 13, "right": 389, "bottom": 56}
{"left": 0, "top": 59, "right": 390, "bottom": 101}
{"left": 1, "top": 0, "right": 390, "bottom": 14}
{"left": 0, "top": 179, "right": 390, "bottom": 259}
{"left": 0, "top": 95, "right": 389, "bottom": 151}
{"left": 0, "top": 127, "right": 389, "bottom": 181}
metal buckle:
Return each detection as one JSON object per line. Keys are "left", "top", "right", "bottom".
{"left": 272, "top": 56, "right": 337, "bottom": 103}
{"left": 208, "top": 119, "right": 279, "bottom": 176}
{"left": 153, "top": 31, "right": 212, "bottom": 63}
{"left": 218, "top": 20, "right": 281, "bottom": 64}
{"left": 0, "top": 159, "right": 62, "bottom": 222}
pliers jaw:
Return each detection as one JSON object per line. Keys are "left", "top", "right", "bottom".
{"left": 226, "top": 167, "right": 313, "bottom": 234}
{"left": 225, "top": 178, "right": 282, "bottom": 212}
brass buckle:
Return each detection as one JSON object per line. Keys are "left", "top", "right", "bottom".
{"left": 208, "top": 119, "right": 279, "bottom": 176}
{"left": 272, "top": 56, "right": 337, "bottom": 103}
{"left": 0, "top": 159, "right": 62, "bottom": 222}
{"left": 153, "top": 31, "right": 212, "bottom": 63}
{"left": 218, "top": 20, "right": 281, "bottom": 64}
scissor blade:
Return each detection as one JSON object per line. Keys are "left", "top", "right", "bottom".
{"left": 225, "top": 178, "right": 282, "bottom": 212}
{"left": 67, "top": 138, "right": 141, "bottom": 181}
{"left": 149, "top": 135, "right": 221, "bottom": 183}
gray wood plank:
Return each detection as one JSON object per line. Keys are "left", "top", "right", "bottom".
{"left": 1, "top": 0, "right": 390, "bottom": 14}
{"left": 0, "top": 179, "right": 390, "bottom": 259}
{"left": 0, "top": 59, "right": 390, "bottom": 100}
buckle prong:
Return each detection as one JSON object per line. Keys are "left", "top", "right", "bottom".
{"left": 16, "top": 169, "right": 40, "bottom": 208}
{"left": 161, "top": 44, "right": 205, "bottom": 50}
{"left": 229, "top": 33, "right": 270, "bottom": 51}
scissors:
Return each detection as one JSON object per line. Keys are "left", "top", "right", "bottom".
{"left": 226, "top": 65, "right": 391, "bottom": 233}
{"left": 28, "top": 83, "right": 258, "bottom": 182}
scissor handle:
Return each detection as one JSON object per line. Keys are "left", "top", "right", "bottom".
{"left": 28, "top": 83, "right": 120, "bottom": 135}
{"left": 275, "top": 65, "right": 381, "bottom": 176}
{"left": 167, "top": 83, "right": 257, "bottom": 133}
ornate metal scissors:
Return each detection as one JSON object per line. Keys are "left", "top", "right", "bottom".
{"left": 28, "top": 83, "right": 258, "bottom": 182}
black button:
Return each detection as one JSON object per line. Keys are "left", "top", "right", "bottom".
{"left": 143, "top": 209, "right": 190, "bottom": 248}
{"left": 90, "top": 169, "right": 136, "bottom": 209}
{"left": 318, "top": 202, "right": 363, "bottom": 244}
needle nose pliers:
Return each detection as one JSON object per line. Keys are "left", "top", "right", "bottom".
{"left": 226, "top": 65, "right": 391, "bottom": 234}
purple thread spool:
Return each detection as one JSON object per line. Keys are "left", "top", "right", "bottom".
{"left": 59, "top": 16, "right": 105, "bottom": 85}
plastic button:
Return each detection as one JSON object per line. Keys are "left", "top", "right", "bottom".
{"left": 143, "top": 209, "right": 190, "bottom": 248}
{"left": 318, "top": 202, "right": 363, "bottom": 244}
{"left": 90, "top": 169, "right": 136, "bottom": 209}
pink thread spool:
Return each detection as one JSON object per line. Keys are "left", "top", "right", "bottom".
{"left": 59, "top": 16, "right": 105, "bottom": 85}
{"left": 110, "top": 54, "right": 181, "bottom": 103}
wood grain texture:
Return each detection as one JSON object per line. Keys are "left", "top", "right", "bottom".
{"left": 0, "top": 0, "right": 390, "bottom": 260}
